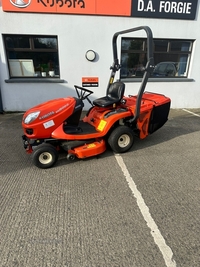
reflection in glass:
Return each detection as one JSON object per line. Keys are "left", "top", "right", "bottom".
{"left": 33, "top": 38, "right": 57, "bottom": 49}
{"left": 5, "top": 36, "right": 30, "bottom": 49}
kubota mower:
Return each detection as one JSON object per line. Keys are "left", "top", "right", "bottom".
{"left": 22, "top": 26, "right": 171, "bottom": 168}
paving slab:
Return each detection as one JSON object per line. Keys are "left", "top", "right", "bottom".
{"left": 0, "top": 109, "right": 200, "bottom": 267}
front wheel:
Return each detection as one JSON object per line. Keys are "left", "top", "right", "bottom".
{"left": 108, "top": 126, "right": 134, "bottom": 153}
{"left": 32, "top": 143, "right": 58, "bottom": 169}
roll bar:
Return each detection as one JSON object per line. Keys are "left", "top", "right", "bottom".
{"left": 108, "top": 26, "right": 155, "bottom": 123}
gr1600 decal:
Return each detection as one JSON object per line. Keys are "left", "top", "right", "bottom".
{"left": 2, "top": 0, "right": 198, "bottom": 20}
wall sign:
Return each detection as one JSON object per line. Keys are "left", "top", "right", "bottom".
{"left": 2, "top": 0, "right": 198, "bottom": 20}
{"left": 132, "top": 0, "right": 198, "bottom": 20}
{"left": 82, "top": 77, "right": 99, "bottom": 87}
{"left": 2, "top": 0, "right": 131, "bottom": 16}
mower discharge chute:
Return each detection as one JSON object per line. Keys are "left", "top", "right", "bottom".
{"left": 22, "top": 26, "right": 170, "bottom": 168}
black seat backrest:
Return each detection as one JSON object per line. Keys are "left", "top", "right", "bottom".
{"left": 107, "top": 82, "right": 125, "bottom": 101}
{"left": 93, "top": 81, "right": 125, "bottom": 107}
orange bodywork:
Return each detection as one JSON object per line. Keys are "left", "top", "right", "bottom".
{"left": 22, "top": 91, "right": 170, "bottom": 158}
{"left": 22, "top": 92, "right": 170, "bottom": 141}
{"left": 22, "top": 97, "right": 77, "bottom": 139}
{"left": 123, "top": 92, "right": 170, "bottom": 139}
{"left": 51, "top": 106, "right": 132, "bottom": 140}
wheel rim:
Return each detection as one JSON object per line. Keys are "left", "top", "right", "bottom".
{"left": 38, "top": 152, "right": 53, "bottom": 165}
{"left": 118, "top": 134, "right": 130, "bottom": 148}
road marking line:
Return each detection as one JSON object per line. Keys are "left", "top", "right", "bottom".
{"left": 115, "top": 154, "right": 176, "bottom": 267}
{"left": 182, "top": 109, "right": 200, "bottom": 117}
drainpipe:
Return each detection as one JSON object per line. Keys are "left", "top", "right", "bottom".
{"left": 0, "top": 85, "right": 3, "bottom": 113}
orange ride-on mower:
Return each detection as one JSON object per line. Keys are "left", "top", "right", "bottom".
{"left": 22, "top": 26, "right": 170, "bottom": 168}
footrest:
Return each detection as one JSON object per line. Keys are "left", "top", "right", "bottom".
{"left": 63, "top": 125, "right": 82, "bottom": 134}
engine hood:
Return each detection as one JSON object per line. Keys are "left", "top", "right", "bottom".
{"left": 27, "top": 97, "right": 74, "bottom": 113}
{"left": 23, "top": 97, "right": 75, "bottom": 124}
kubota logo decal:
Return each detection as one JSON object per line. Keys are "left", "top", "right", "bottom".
{"left": 10, "top": 0, "right": 31, "bottom": 8}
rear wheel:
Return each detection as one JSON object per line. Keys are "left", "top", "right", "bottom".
{"left": 32, "top": 143, "right": 58, "bottom": 169}
{"left": 108, "top": 126, "right": 134, "bottom": 153}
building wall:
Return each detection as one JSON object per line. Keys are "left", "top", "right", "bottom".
{"left": 0, "top": 3, "right": 200, "bottom": 111}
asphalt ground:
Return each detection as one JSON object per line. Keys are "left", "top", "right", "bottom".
{"left": 0, "top": 109, "right": 200, "bottom": 267}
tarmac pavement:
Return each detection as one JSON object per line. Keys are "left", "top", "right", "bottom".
{"left": 0, "top": 109, "right": 200, "bottom": 267}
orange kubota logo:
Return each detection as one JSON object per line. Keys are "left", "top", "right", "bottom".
{"left": 10, "top": 0, "right": 31, "bottom": 8}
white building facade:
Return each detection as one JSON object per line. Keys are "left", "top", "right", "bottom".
{"left": 0, "top": 0, "right": 199, "bottom": 112}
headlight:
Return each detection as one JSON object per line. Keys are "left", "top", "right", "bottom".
{"left": 24, "top": 111, "right": 40, "bottom": 124}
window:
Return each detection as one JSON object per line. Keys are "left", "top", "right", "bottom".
{"left": 4, "top": 35, "right": 60, "bottom": 78}
{"left": 120, "top": 38, "right": 193, "bottom": 79}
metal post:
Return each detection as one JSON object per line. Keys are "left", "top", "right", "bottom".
{"left": 0, "top": 86, "right": 3, "bottom": 113}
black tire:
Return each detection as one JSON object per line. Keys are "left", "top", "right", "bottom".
{"left": 67, "top": 153, "right": 76, "bottom": 161}
{"left": 32, "top": 143, "right": 58, "bottom": 169}
{"left": 108, "top": 126, "right": 134, "bottom": 153}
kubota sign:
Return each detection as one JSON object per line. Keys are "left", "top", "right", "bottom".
{"left": 2, "top": 0, "right": 131, "bottom": 15}
{"left": 2, "top": 0, "right": 198, "bottom": 20}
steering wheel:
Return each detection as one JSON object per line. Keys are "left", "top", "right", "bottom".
{"left": 74, "top": 85, "right": 93, "bottom": 100}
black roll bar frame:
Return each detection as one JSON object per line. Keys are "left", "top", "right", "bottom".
{"left": 108, "top": 26, "right": 155, "bottom": 123}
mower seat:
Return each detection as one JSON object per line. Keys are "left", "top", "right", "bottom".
{"left": 93, "top": 81, "right": 125, "bottom": 107}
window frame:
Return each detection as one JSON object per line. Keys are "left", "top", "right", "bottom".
{"left": 120, "top": 37, "right": 194, "bottom": 80}
{"left": 3, "top": 34, "right": 60, "bottom": 79}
